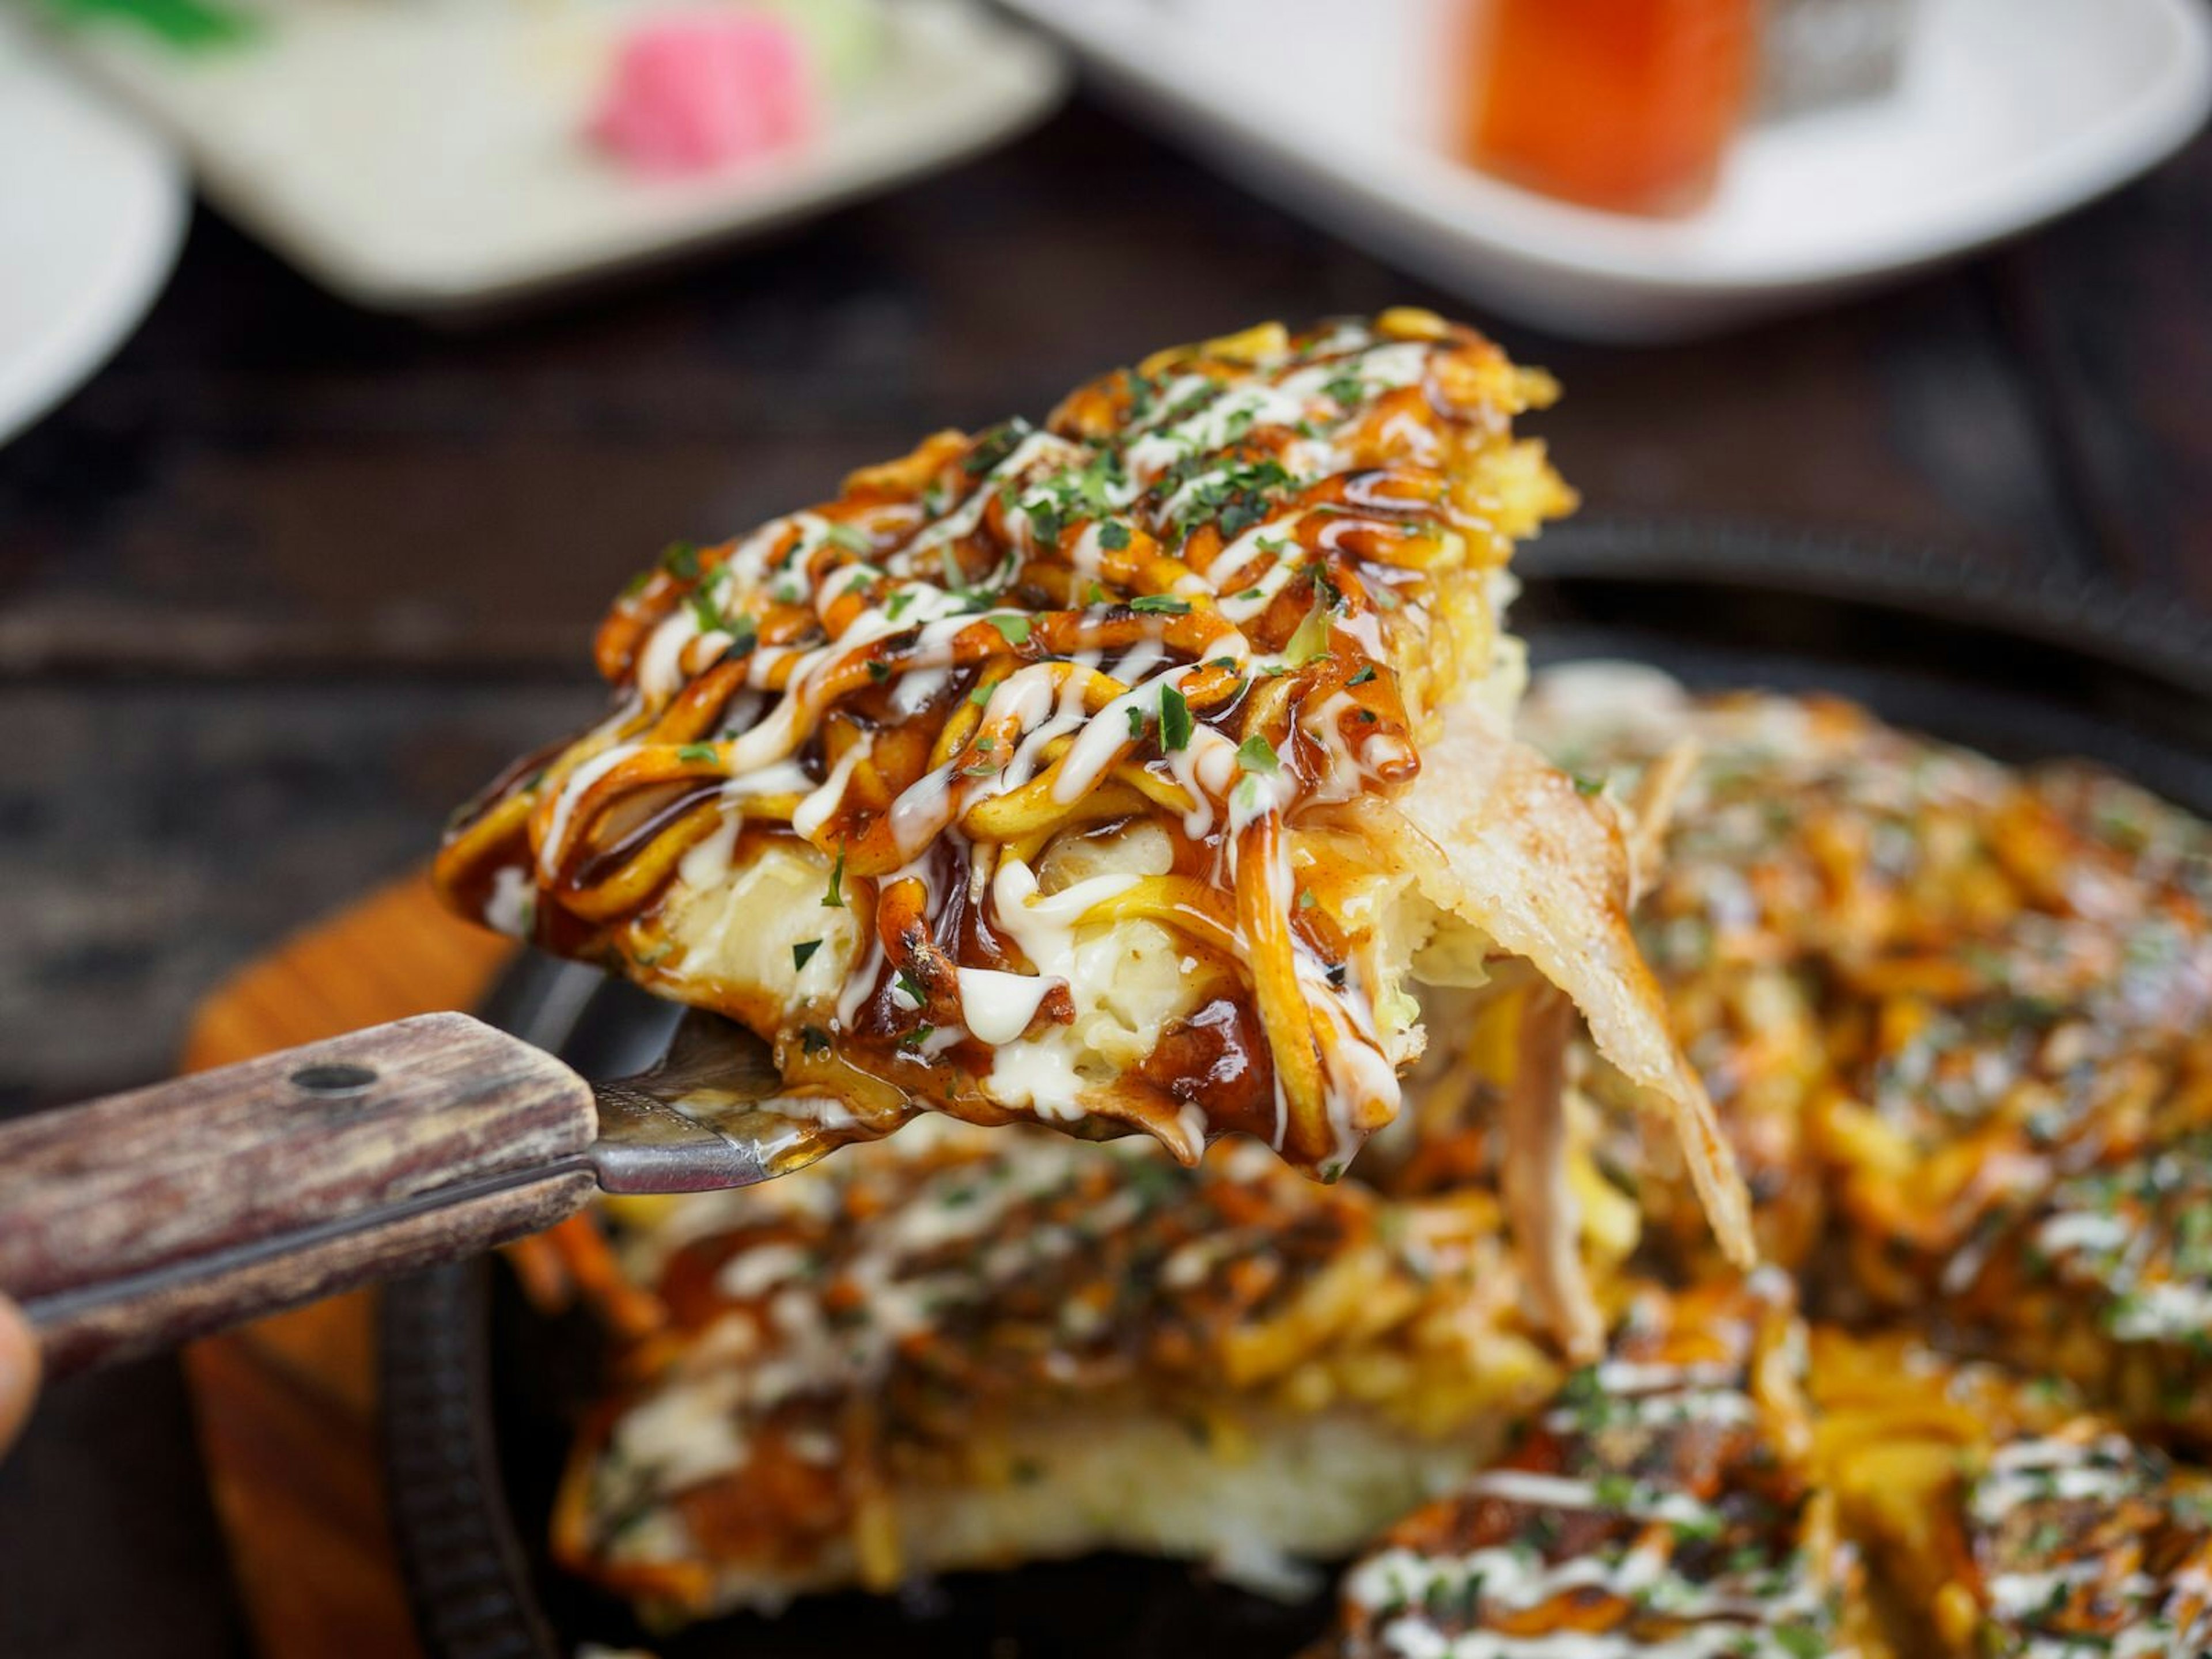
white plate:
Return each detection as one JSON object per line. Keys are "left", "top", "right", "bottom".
{"left": 1000, "top": 0, "right": 2212, "bottom": 342}
{"left": 0, "top": 12, "right": 185, "bottom": 448}
{"left": 47, "top": 0, "right": 1065, "bottom": 316}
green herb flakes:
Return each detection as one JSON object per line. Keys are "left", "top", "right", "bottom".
{"left": 1160, "top": 685, "right": 1194, "bottom": 751}
{"left": 1283, "top": 599, "right": 1332, "bottom": 665}
{"left": 1236, "top": 734, "right": 1280, "bottom": 774}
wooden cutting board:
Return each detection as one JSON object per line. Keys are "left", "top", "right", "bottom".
{"left": 177, "top": 870, "right": 514, "bottom": 1659}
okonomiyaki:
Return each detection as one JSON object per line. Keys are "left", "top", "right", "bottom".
{"left": 435, "top": 312, "right": 1749, "bottom": 1260}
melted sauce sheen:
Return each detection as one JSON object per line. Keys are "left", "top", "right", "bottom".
{"left": 1331, "top": 1283, "right": 1846, "bottom": 1659}
{"left": 435, "top": 312, "right": 1566, "bottom": 1172}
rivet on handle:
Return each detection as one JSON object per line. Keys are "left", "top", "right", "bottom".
{"left": 289, "top": 1062, "right": 378, "bottom": 1097}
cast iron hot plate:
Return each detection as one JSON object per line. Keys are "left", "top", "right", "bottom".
{"left": 381, "top": 520, "right": 2212, "bottom": 1659}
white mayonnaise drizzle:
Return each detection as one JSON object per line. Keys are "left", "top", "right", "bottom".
{"left": 531, "top": 322, "right": 1474, "bottom": 1158}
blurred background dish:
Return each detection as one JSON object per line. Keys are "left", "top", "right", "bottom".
{"left": 999, "top": 0, "right": 2212, "bottom": 341}
{"left": 32, "top": 0, "right": 1066, "bottom": 315}
{"left": 0, "top": 8, "right": 184, "bottom": 447}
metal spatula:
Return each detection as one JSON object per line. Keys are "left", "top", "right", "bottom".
{"left": 0, "top": 1007, "right": 817, "bottom": 1375}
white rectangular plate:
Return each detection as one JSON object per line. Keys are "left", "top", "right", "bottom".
{"left": 1000, "top": 0, "right": 2212, "bottom": 341}
{"left": 48, "top": 0, "right": 1066, "bottom": 315}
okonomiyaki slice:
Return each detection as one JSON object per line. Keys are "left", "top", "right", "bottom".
{"left": 433, "top": 312, "right": 1750, "bottom": 1262}
{"left": 540, "top": 1119, "right": 1571, "bottom": 1626}
{"left": 1812, "top": 1331, "right": 2212, "bottom": 1658}
{"left": 1523, "top": 673, "right": 2212, "bottom": 1440}
{"left": 1319, "top": 1276, "right": 1882, "bottom": 1659}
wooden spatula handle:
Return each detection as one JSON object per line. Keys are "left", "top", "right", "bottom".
{"left": 0, "top": 1012, "right": 598, "bottom": 1376}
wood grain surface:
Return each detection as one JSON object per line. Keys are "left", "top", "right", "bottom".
{"left": 2, "top": 1012, "right": 594, "bottom": 1373}
{"left": 175, "top": 872, "right": 517, "bottom": 1659}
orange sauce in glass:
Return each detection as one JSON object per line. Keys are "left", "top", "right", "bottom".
{"left": 1464, "top": 0, "right": 1758, "bottom": 217}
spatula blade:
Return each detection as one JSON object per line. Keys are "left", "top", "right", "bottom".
{"left": 587, "top": 1010, "right": 849, "bottom": 1194}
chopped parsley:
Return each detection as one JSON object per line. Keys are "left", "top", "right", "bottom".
{"left": 866, "top": 660, "right": 891, "bottom": 683}
{"left": 1573, "top": 773, "right": 1605, "bottom": 798}
{"left": 1164, "top": 456, "right": 1291, "bottom": 539}
{"left": 1128, "top": 594, "right": 1191, "bottom": 615}
{"left": 1670, "top": 1510, "right": 1724, "bottom": 1543}
{"left": 1127, "top": 706, "right": 1147, "bottom": 741}
{"left": 885, "top": 590, "right": 918, "bottom": 623}
{"left": 661, "top": 540, "right": 700, "bottom": 580}
{"left": 1283, "top": 599, "right": 1333, "bottom": 665}
{"left": 822, "top": 521, "right": 870, "bottom": 554}
{"left": 987, "top": 613, "right": 1032, "bottom": 649}
{"left": 895, "top": 968, "right": 926, "bottom": 1005}
{"left": 1099, "top": 520, "right": 1132, "bottom": 552}
{"left": 1075, "top": 451, "right": 1123, "bottom": 514}
{"left": 676, "top": 743, "right": 719, "bottom": 765}
{"left": 800, "top": 1025, "right": 831, "bottom": 1056}
{"left": 1349, "top": 664, "right": 1377, "bottom": 685}
{"left": 821, "top": 848, "right": 846, "bottom": 909}
{"left": 686, "top": 590, "right": 723, "bottom": 634}
{"left": 1023, "top": 498, "right": 1063, "bottom": 548}
{"left": 963, "top": 420, "right": 1028, "bottom": 476}
{"left": 1159, "top": 684, "right": 1194, "bottom": 752}
{"left": 899, "top": 1024, "right": 935, "bottom": 1052}
{"left": 969, "top": 679, "right": 999, "bottom": 707}
{"left": 791, "top": 940, "right": 821, "bottom": 971}
{"left": 1236, "top": 734, "right": 1280, "bottom": 774}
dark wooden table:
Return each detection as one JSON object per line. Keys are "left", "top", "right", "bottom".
{"left": 2, "top": 87, "right": 2207, "bottom": 1657}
